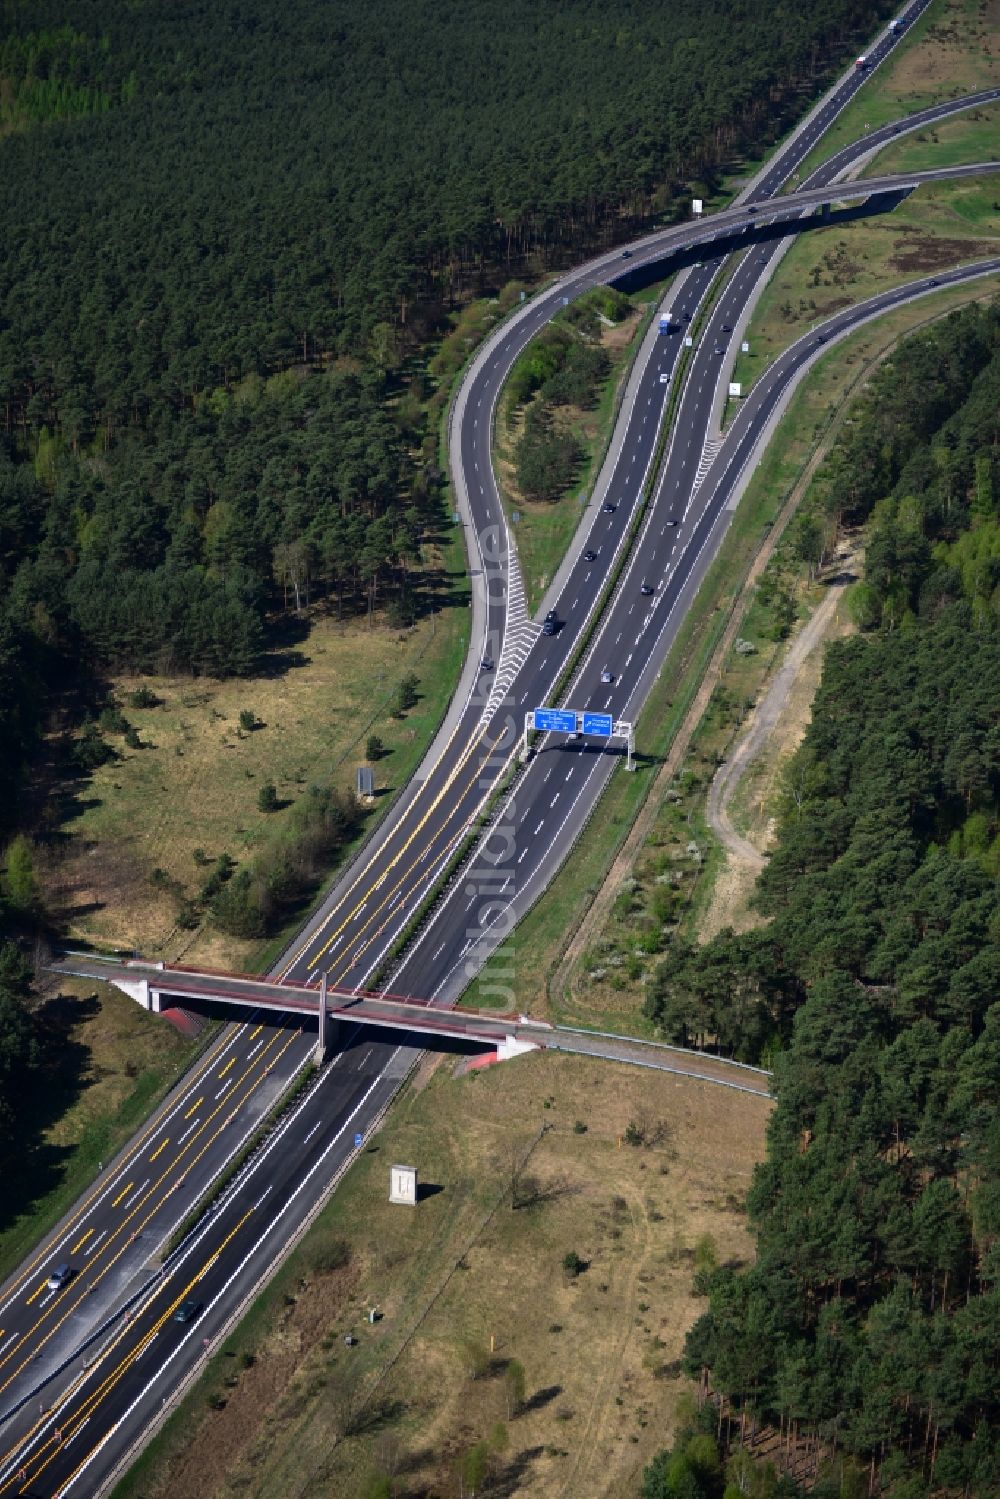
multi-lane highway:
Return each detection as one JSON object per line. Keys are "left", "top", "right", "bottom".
{"left": 2, "top": 1, "right": 999, "bottom": 1486}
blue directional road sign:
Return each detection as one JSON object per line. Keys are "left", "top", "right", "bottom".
{"left": 533, "top": 708, "right": 578, "bottom": 734}
{"left": 582, "top": 712, "right": 614, "bottom": 737}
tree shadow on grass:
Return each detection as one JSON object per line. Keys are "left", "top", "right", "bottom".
{"left": 0, "top": 990, "right": 97, "bottom": 1237}
{"left": 513, "top": 1176, "right": 580, "bottom": 1211}
{"left": 491, "top": 1446, "right": 547, "bottom": 1497}
{"left": 254, "top": 648, "right": 312, "bottom": 679}
{"left": 521, "top": 1383, "right": 562, "bottom": 1414}
{"left": 346, "top": 1397, "right": 406, "bottom": 1437}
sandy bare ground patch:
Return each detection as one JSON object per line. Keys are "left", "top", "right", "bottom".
{"left": 699, "top": 555, "right": 857, "bottom": 942}
{"left": 705, "top": 563, "right": 856, "bottom": 867}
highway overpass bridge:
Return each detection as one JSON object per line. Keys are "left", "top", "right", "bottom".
{"left": 50, "top": 951, "right": 528, "bottom": 1048}
{"left": 48, "top": 952, "right": 772, "bottom": 1096}
{"left": 606, "top": 157, "right": 1000, "bottom": 289}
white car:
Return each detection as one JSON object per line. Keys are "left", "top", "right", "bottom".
{"left": 600, "top": 669, "right": 615, "bottom": 685}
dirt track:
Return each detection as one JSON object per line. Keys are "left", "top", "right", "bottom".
{"left": 705, "top": 574, "right": 851, "bottom": 872}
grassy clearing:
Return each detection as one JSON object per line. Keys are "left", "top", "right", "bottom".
{"left": 0, "top": 978, "right": 204, "bottom": 1284}
{"left": 45, "top": 566, "right": 468, "bottom": 975}
{"left": 862, "top": 101, "right": 1000, "bottom": 178}
{"left": 726, "top": 594, "right": 853, "bottom": 855}
{"left": 470, "top": 274, "right": 1000, "bottom": 1036}
{"left": 110, "top": 1051, "right": 768, "bottom": 1499}
{"left": 730, "top": 109, "right": 1000, "bottom": 405}
{"left": 495, "top": 290, "right": 665, "bottom": 612}
{"left": 790, "top": 0, "right": 999, "bottom": 185}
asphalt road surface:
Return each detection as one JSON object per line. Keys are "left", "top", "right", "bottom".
{"left": 2, "top": 2, "right": 999, "bottom": 1487}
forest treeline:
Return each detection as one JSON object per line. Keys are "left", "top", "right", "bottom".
{"left": 641, "top": 300, "right": 1000, "bottom": 1496}
{"left": 0, "top": 0, "right": 897, "bottom": 826}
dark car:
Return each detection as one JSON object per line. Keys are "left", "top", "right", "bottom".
{"left": 481, "top": 656, "right": 493, "bottom": 672}
{"left": 602, "top": 501, "right": 616, "bottom": 514}
{"left": 174, "top": 1298, "right": 202, "bottom": 1324}
{"left": 640, "top": 583, "right": 654, "bottom": 596}
{"left": 747, "top": 205, "right": 757, "bottom": 214}
{"left": 721, "top": 323, "right": 732, "bottom": 332}
{"left": 583, "top": 548, "right": 597, "bottom": 563}
{"left": 621, "top": 249, "right": 633, "bottom": 259}
{"left": 665, "top": 518, "right": 678, "bottom": 527}
{"left": 542, "top": 609, "right": 558, "bottom": 637}
{"left": 714, "top": 345, "right": 725, "bottom": 355}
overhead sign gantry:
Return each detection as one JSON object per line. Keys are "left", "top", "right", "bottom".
{"left": 523, "top": 708, "right": 636, "bottom": 770}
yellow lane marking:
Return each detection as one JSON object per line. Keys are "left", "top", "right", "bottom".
{"left": 250, "top": 1023, "right": 264, "bottom": 1039}
{"left": 0, "top": 1027, "right": 294, "bottom": 1405}
{"left": 25, "top": 1280, "right": 48, "bottom": 1306}
{"left": 183, "top": 1096, "right": 203, "bottom": 1120}
{"left": 8, "top": 1212, "right": 255, "bottom": 1498}
{"left": 111, "top": 1183, "right": 133, "bottom": 1208}
{"left": 0, "top": 1023, "right": 234, "bottom": 1309}
{"left": 69, "top": 1229, "right": 93, "bottom": 1256}
{"left": 322, "top": 727, "right": 519, "bottom": 986}
{"left": 217, "top": 1057, "right": 236, "bottom": 1079}
{"left": 149, "top": 1138, "right": 170, "bottom": 1162}
{"left": 303, "top": 720, "right": 494, "bottom": 975}
{"left": 277, "top": 704, "right": 478, "bottom": 978}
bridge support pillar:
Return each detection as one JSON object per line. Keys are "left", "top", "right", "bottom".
{"left": 315, "top": 973, "right": 337, "bottom": 1065}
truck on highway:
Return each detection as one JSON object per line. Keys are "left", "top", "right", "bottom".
{"left": 659, "top": 311, "right": 672, "bottom": 334}
{"left": 855, "top": 53, "right": 868, "bottom": 68}
{"left": 889, "top": 17, "right": 903, "bottom": 32}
